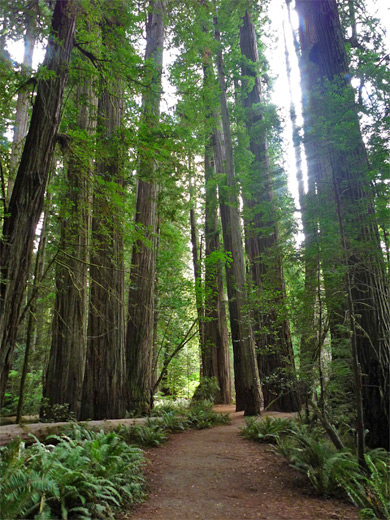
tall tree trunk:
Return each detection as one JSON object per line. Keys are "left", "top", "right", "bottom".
{"left": 239, "top": 10, "right": 299, "bottom": 412}
{"left": 283, "top": 2, "right": 318, "bottom": 409}
{"left": 189, "top": 180, "right": 205, "bottom": 374}
{"left": 16, "top": 198, "right": 50, "bottom": 423}
{"left": 126, "top": 0, "right": 165, "bottom": 415}
{"left": 296, "top": 0, "right": 390, "bottom": 450}
{"left": 80, "top": 75, "right": 126, "bottom": 421}
{"left": 203, "top": 140, "right": 232, "bottom": 404}
{"left": 44, "top": 81, "right": 96, "bottom": 419}
{"left": 0, "top": 0, "right": 77, "bottom": 406}
{"left": 212, "top": 15, "right": 262, "bottom": 415}
{"left": 7, "top": 14, "right": 35, "bottom": 201}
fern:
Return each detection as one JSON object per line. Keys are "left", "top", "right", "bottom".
{"left": 0, "top": 426, "right": 145, "bottom": 519}
{"left": 116, "top": 421, "right": 168, "bottom": 447}
{"left": 242, "top": 416, "right": 292, "bottom": 444}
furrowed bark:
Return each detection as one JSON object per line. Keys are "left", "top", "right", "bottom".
{"left": 126, "top": 0, "right": 165, "bottom": 415}
{"left": 0, "top": 0, "right": 77, "bottom": 405}
{"left": 44, "top": 81, "right": 97, "bottom": 419}
{"left": 213, "top": 15, "right": 262, "bottom": 415}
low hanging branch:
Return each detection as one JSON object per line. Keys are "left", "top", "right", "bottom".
{"left": 153, "top": 320, "right": 199, "bottom": 393}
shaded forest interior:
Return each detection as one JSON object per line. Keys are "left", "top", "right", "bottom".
{"left": 0, "top": 0, "right": 389, "bottom": 469}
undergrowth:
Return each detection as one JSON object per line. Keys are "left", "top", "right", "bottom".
{"left": 241, "top": 416, "right": 390, "bottom": 520}
{"left": 116, "top": 399, "right": 231, "bottom": 446}
{"left": 1, "top": 400, "right": 231, "bottom": 519}
{"left": 0, "top": 425, "right": 145, "bottom": 519}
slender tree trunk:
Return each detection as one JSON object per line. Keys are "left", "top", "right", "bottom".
{"left": 7, "top": 17, "right": 35, "bottom": 201}
{"left": 126, "top": 0, "right": 165, "bottom": 415}
{"left": 203, "top": 140, "right": 232, "bottom": 404}
{"left": 16, "top": 199, "right": 50, "bottom": 423}
{"left": 212, "top": 16, "right": 262, "bottom": 415}
{"left": 239, "top": 10, "right": 299, "bottom": 412}
{"left": 296, "top": 0, "right": 390, "bottom": 449}
{"left": 80, "top": 74, "right": 126, "bottom": 421}
{"left": 44, "top": 81, "right": 96, "bottom": 419}
{"left": 189, "top": 181, "right": 205, "bottom": 372}
{"left": 0, "top": 0, "right": 77, "bottom": 406}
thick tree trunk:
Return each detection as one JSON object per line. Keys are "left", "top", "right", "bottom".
{"left": 212, "top": 17, "right": 262, "bottom": 415}
{"left": 296, "top": 0, "right": 390, "bottom": 449}
{"left": 203, "top": 141, "right": 232, "bottom": 404}
{"left": 126, "top": 0, "right": 165, "bottom": 415}
{"left": 80, "top": 77, "right": 126, "bottom": 421}
{"left": 0, "top": 0, "right": 77, "bottom": 405}
{"left": 44, "top": 81, "right": 96, "bottom": 419}
{"left": 239, "top": 11, "right": 299, "bottom": 412}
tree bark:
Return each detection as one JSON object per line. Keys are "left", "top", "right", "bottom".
{"left": 16, "top": 199, "right": 50, "bottom": 423}
{"left": 44, "top": 81, "right": 96, "bottom": 419}
{"left": 296, "top": 0, "right": 390, "bottom": 450}
{"left": 80, "top": 73, "right": 126, "bottom": 421}
{"left": 126, "top": 0, "right": 165, "bottom": 415}
{"left": 189, "top": 185, "right": 205, "bottom": 372}
{"left": 212, "top": 15, "right": 262, "bottom": 415}
{"left": 203, "top": 140, "right": 232, "bottom": 404}
{"left": 239, "top": 10, "right": 299, "bottom": 412}
{"left": 0, "top": 0, "right": 77, "bottom": 406}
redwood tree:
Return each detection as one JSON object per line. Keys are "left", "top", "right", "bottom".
{"left": 44, "top": 80, "right": 96, "bottom": 419}
{"left": 296, "top": 0, "right": 390, "bottom": 450}
{"left": 212, "top": 13, "right": 262, "bottom": 415}
{"left": 0, "top": 0, "right": 77, "bottom": 404}
{"left": 239, "top": 9, "right": 299, "bottom": 412}
{"left": 126, "top": 0, "right": 165, "bottom": 414}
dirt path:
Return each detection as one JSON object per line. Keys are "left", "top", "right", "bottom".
{"left": 124, "top": 406, "right": 358, "bottom": 520}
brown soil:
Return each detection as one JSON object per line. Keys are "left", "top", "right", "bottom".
{"left": 123, "top": 406, "right": 359, "bottom": 520}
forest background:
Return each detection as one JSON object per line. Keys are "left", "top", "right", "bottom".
{"left": 0, "top": 0, "right": 389, "bottom": 462}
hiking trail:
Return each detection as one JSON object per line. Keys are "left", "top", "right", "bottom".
{"left": 124, "top": 405, "right": 358, "bottom": 520}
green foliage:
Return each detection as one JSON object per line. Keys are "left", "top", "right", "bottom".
{"left": 279, "top": 426, "right": 362, "bottom": 497}
{"left": 39, "top": 400, "right": 76, "bottom": 423}
{"left": 1, "top": 369, "right": 43, "bottom": 417}
{"left": 241, "top": 415, "right": 293, "bottom": 444}
{"left": 272, "top": 423, "right": 390, "bottom": 519}
{"left": 0, "top": 426, "right": 145, "bottom": 519}
{"left": 192, "top": 376, "right": 221, "bottom": 403}
{"left": 158, "top": 411, "right": 189, "bottom": 432}
{"left": 358, "top": 450, "right": 390, "bottom": 520}
{"left": 116, "top": 420, "right": 168, "bottom": 447}
{"left": 186, "top": 401, "right": 231, "bottom": 430}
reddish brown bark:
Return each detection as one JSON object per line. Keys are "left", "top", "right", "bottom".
{"left": 203, "top": 141, "right": 232, "bottom": 404}
{"left": 44, "top": 81, "right": 96, "bottom": 419}
{"left": 0, "top": 0, "right": 77, "bottom": 405}
{"left": 80, "top": 73, "right": 126, "bottom": 420}
{"left": 126, "top": 0, "right": 165, "bottom": 415}
{"left": 213, "top": 17, "right": 262, "bottom": 414}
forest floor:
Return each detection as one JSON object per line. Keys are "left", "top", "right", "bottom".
{"left": 122, "top": 405, "right": 359, "bottom": 520}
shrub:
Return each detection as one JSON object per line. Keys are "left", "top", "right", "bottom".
{"left": 0, "top": 426, "right": 145, "bottom": 519}
{"left": 191, "top": 377, "right": 220, "bottom": 402}
{"left": 273, "top": 424, "right": 390, "bottom": 519}
{"left": 186, "top": 402, "right": 231, "bottom": 429}
{"left": 116, "top": 420, "right": 168, "bottom": 447}
{"left": 159, "top": 411, "right": 189, "bottom": 432}
{"left": 241, "top": 416, "right": 293, "bottom": 444}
